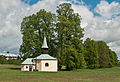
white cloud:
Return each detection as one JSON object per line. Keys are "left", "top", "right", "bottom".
{"left": 0, "top": 0, "right": 120, "bottom": 59}
{"left": 0, "top": 0, "right": 25, "bottom": 53}
{"left": 72, "top": 4, "right": 94, "bottom": 28}
{"left": 0, "top": 0, "right": 62, "bottom": 54}
{"left": 94, "top": 0, "right": 120, "bottom": 18}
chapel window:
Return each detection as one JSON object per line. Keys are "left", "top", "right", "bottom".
{"left": 26, "top": 66, "right": 28, "bottom": 69}
{"left": 45, "top": 63, "right": 49, "bottom": 67}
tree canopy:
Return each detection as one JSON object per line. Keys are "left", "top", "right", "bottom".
{"left": 20, "top": 9, "right": 56, "bottom": 59}
{"left": 84, "top": 38, "right": 99, "bottom": 69}
{"left": 56, "top": 3, "right": 86, "bottom": 70}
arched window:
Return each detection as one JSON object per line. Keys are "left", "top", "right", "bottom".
{"left": 45, "top": 63, "right": 49, "bottom": 67}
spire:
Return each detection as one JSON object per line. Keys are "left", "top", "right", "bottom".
{"left": 42, "top": 36, "right": 48, "bottom": 48}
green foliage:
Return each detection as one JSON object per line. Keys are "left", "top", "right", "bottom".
{"left": 0, "top": 56, "right": 21, "bottom": 65}
{"left": 84, "top": 38, "right": 99, "bottom": 69}
{"left": 64, "top": 42, "right": 77, "bottom": 70}
{"left": 96, "top": 41, "right": 118, "bottom": 68}
{"left": 7, "top": 59, "right": 22, "bottom": 65}
{"left": 19, "top": 3, "right": 118, "bottom": 70}
{"left": 56, "top": 3, "right": 85, "bottom": 70}
{"left": 20, "top": 9, "right": 56, "bottom": 59}
{"left": 97, "top": 41, "right": 110, "bottom": 68}
{"left": 79, "top": 53, "right": 87, "bottom": 69}
{"left": 109, "top": 50, "right": 118, "bottom": 67}
{"left": 0, "top": 56, "right": 8, "bottom": 64}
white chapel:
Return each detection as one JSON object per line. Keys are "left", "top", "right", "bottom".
{"left": 21, "top": 36, "right": 58, "bottom": 72}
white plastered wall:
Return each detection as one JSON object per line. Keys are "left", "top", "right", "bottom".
{"left": 21, "top": 65, "right": 35, "bottom": 71}
{"left": 40, "top": 60, "right": 57, "bottom": 72}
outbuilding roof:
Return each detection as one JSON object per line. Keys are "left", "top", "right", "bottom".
{"left": 21, "top": 58, "right": 35, "bottom": 65}
{"left": 34, "top": 54, "right": 56, "bottom": 60}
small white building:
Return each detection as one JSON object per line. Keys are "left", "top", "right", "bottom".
{"left": 21, "top": 58, "right": 35, "bottom": 71}
{"left": 21, "top": 36, "right": 57, "bottom": 72}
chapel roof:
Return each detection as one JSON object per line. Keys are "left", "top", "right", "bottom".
{"left": 34, "top": 54, "right": 56, "bottom": 60}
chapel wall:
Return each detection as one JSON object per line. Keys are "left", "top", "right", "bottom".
{"left": 40, "top": 60, "right": 57, "bottom": 72}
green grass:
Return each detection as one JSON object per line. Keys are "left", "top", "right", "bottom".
{"left": 0, "top": 64, "right": 120, "bottom": 82}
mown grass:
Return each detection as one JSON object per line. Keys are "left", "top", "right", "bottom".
{"left": 0, "top": 64, "right": 120, "bottom": 82}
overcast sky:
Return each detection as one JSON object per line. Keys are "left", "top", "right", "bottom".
{"left": 0, "top": 0, "right": 120, "bottom": 59}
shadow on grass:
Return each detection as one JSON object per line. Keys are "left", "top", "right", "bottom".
{"left": 60, "top": 69, "right": 68, "bottom": 71}
{"left": 9, "top": 68, "right": 21, "bottom": 70}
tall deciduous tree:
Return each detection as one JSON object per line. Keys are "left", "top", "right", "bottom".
{"left": 20, "top": 9, "right": 56, "bottom": 59}
{"left": 56, "top": 3, "right": 86, "bottom": 70}
{"left": 84, "top": 38, "right": 99, "bottom": 69}
{"left": 96, "top": 41, "right": 118, "bottom": 68}
{"left": 97, "top": 41, "right": 110, "bottom": 68}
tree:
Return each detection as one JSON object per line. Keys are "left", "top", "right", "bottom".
{"left": 20, "top": 9, "right": 56, "bottom": 59}
{"left": 84, "top": 38, "right": 99, "bottom": 69}
{"left": 97, "top": 41, "right": 110, "bottom": 68}
{"left": 112, "top": 51, "right": 118, "bottom": 65}
{"left": 64, "top": 43, "right": 76, "bottom": 70}
{"left": 0, "top": 56, "right": 7, "bottom": 64}
{"left": 78, "top": 53, "right": 87, "bottom": 69}
{"left": 56, "top": 3, "right": 86, "bottom": 70}
{"left": 109, "top": 50, "right": 118, "bottom": 67}
{"left": 7, "top": 51, "right": 9, "bottom": 54}
{"left": 96, "top": 41, "right": 118, "bottom": 68}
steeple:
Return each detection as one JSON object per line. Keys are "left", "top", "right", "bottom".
{"left": 42, "top": 36, "right": 48, "bottom": 48}
{"left": 42, "top": 35, "right": 48, "bottom": 54}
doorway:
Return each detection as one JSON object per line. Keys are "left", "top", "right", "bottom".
{"left": 29, "top": 66, "right": 32, "bottom": 71}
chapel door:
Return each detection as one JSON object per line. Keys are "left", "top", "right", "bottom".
{"left": 29, "top": 66, "right": 32, "bottom": 71}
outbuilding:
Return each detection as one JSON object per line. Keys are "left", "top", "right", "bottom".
{"left": 21, "top": 58, "right": 35, "bottom": 71}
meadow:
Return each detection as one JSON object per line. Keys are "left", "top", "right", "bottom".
{"left": 0, "top": 64, "right": 120, "bottom": 82}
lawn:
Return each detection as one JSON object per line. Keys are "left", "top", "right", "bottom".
{"left": 0, "top": 64, "right": 120, "bottom": 82}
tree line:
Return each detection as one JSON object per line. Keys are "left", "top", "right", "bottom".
{"left": 20, "top": 3, "right": 118, "bottom": 70}
{"left": 0, "top": 56, "right": 21, "bottom": 65}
